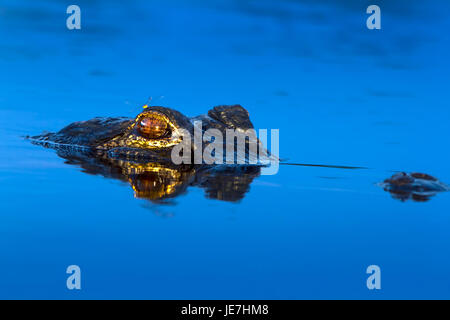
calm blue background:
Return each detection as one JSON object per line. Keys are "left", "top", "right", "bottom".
{"left": 0, "top": 0, "right": 449, "bottom": 299}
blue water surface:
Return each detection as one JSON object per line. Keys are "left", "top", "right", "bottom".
{"left": 0, "top": 0, "right": 449, "bottom": 299}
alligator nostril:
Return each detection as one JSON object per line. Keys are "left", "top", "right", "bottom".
{"left": 138, "top": 117, "right": 168, "bottom": 139}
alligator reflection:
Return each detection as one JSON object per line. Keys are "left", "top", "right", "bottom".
{"left": 56, "top": 149, "right": 261, "bottom": 203}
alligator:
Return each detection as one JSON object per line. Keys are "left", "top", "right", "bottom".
{"left": 28, "top": 105, "right": 263, "bottom": 202}
{"left": 30, "top": 105, "right": 263, "bottom": 163}
{"left": 28, "top": 104, "right": 449, "bottom": 203}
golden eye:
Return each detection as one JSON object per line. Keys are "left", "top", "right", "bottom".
{"left": 137, "top": 117, "right": 169, "bottom": 139}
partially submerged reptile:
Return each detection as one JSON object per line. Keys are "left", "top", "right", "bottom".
{"left": 30, "top": 104, "right": 259, "bottom": 163}
{"left": 28, "top": 104, "right": 449, "bottom": 203}
{"left": 29, "top": 105, "right": 263, "bottom": 202}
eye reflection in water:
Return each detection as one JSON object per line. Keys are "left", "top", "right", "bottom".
{"left": 55, "top": 148, "right": 261, "bottom": 204}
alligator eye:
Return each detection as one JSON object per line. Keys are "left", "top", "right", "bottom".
{"left": 137, "top": 117, "right": 169, "bottom": 139}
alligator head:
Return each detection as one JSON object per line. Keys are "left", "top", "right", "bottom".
{"left": 30, "top": 104, "right": 260, "bottom": 164}
{"left": 28, "top": 105, "right": 263, "bottom": 203}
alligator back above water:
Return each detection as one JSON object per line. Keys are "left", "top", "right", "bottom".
{"left": 380, "top": 172, "right": 449, "bottom": 202}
